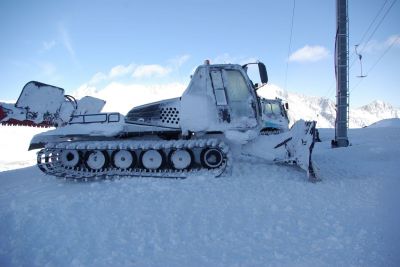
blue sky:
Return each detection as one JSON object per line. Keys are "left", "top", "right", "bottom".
{"left": 1, "top": 0, "right": 399, "bottom": 107}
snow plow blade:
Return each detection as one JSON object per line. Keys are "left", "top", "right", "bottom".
{"left": 0, "top": 81, "right": 105, "bottom": 128}
{"left": 243, "top": 120, "right": 317, "bottom": 181}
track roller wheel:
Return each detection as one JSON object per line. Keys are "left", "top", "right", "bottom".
{"left": 141, "top": 149, "right": 164, "bottom": 170}
{"left": 169, "top": 149, "right": 192, "bottom": 170}
{"left": 60, "top": 150, "right": 81, "bottom": 168}
{"left": 201, "top": 147, "right": 224, "bottom": 169}
{"left": 84, "top": 150, "right": 109, "bottom": 170}
{"left": 37, "top": 149, "right": 55, "bottom": 172}
{"left": 112, "top": 150, "right": 136, "bottom": 169}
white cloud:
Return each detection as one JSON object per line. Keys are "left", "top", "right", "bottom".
{"left": 86, "top": 63, "right": 171, "bottom": 85}
{"left": 37, "top": 62, "right": 56, "bottom": 76}
{"left": 87, "top": 64, "right": 135, "bottom": 85}
{"left": 73, "top": 83, "right": 98, "bottom": 99}
{"left": 288, "top": 45, "right": 330, "bottom": 62}
{"left": 132, "top": 64, "right": 171, "bottom": 78}
{"left": 169, "top": 54, "right": 190, "bottom": 68}
{"left": 109, "top": 64, "right": 135, "bottom": 78}
{"left": 213, "top": 53, "right": 258, "bottom": 65}
{"left": 42, "top": 40, "right": 56, "bottom": 51}
{"left": 89, "top": 72, "right": 108, "bottom": 84}
{"left": 58, "top": 24, "right": 77, "bottom": 63}
{"left": 358, "top": 34, "right": 400, "bottom": 54}
{"left": 86, "top": 60, "right": 179, "bottom": 85}
{"left": 385, "top": 34, "right": 400, "bottom": 47}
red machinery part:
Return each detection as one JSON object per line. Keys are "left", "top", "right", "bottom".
{"left": 1, "top": 118, "right": 52, "bottom": 127}
{"left": 0, "top": 105, "right": 6, "bottom": 121}
{"left": 0, "top": 105, "right": 52, "bottom": 127}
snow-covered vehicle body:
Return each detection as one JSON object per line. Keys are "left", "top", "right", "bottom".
{"left": 26, "top": 61, "right": 316, "bottom": 180}
{"left": 0, "top": 81, "right": 105, "bottom": 128}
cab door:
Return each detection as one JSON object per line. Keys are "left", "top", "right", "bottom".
{"left": 210, "top": 68, "right": 256, "bottom": 128}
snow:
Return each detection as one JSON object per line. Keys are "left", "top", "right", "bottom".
{"left": 1, "top": 123, "right": 400, "bottom": 266}
{"left": 368, "top": 118, "right": 400, "bottom": 128}
{"left": 180, "top": 93, "right": 217, "bottom": 132}
{"left": 0, "top": 126, "right": 46, "bottom": 171}
{"left": 224, "top": 129, "right": 258, "bottom": 145}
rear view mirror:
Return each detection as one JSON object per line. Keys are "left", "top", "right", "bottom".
{"left": 242, "top": 61, "right": 268, "bottom": 90}
{"left": 258, "top": 62, "right": 268, "bottom": 85}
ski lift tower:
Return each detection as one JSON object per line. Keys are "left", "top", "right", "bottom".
{"left": 332, "top": 0, "right": 350, "bottom": 147}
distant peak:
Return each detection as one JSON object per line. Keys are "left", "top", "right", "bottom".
{"left": 360, "top": 100, "right": 393, "bottom": 111}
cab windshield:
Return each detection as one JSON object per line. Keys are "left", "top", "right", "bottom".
{"left": 264, "top": 102, "right": 282, "bottom": 116}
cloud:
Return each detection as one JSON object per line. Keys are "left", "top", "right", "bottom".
{"left": 132, "top": 64, "right": 171, "bottom": 78}
{"left": 358, "top": 34, "right": 400, "bottom": 54}
{"left": 42, "top": 40, "right": 56, "bottom": 51}
{"left": 85, "top": 55, "right": 188, "bottom": 86}
{"left": 58, "top": 24, "right": 78, "bottom": 63}
{"left": 87, "top": 64, "right": 135, "bottom": 85}
{"left": 385, "top": 34, "right": 400, "bottom": 47}
{"left": 89, "top": 72, "right": 108, "bottom": 84}
{"left": 109, "top": 64, "right": 135, "bottom": 78}
{"left": 213, "top": 53, "right": 258, "bottom": 65}
{"left": 73, "top": 83, "right": 98, "bottom": 99}
{"left": 86, "top": 63, "right": 171, "bottom": 85}
{"left": 288, "top": 45, "right": 330, "bottom": 62}
{"left": 37, "top": 62, "right": 56, "bottom": 76}
{"left": 169, "top": 54, "right": 190, "bottom": 68}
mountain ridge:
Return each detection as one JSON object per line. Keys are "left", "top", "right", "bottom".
{"left": 258, "top": 85, "right": 400, "bottom": 128}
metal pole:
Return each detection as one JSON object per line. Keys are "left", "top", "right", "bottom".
{"left": 333, "top": 0, "right": 349, "bottom": 147}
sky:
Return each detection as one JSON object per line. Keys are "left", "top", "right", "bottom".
{"left": 0, "top": 0, "right": 399, "bottom": 109}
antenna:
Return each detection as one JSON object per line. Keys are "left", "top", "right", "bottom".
{"left": 355, "top": 45, "right": 367, "bottom": 78}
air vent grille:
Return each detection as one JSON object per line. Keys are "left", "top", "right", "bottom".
{"left": 160, "top": 107, "right": 180, "bottom": 125}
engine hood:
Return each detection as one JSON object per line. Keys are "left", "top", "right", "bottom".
{"left": 125, "top": 98, "right": 181, "bottom": 129}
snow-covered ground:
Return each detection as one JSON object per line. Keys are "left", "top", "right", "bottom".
{"left": 0, "top": 126, "right": 46, "bottom": 171}
{"left": 0, "top": 121, "right": 399, "bottom": 266}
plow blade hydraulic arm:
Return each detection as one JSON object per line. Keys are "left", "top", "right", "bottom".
{"left": 243, "top": 120, "right": 318, "bottom": 181}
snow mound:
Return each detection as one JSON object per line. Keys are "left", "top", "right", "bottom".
{"left": 368, "top": 118, "right": 400, "bottom": 128}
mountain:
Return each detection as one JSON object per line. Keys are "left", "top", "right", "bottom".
{"left": 258, "top": 85, "right": 400, "bottom": 128}
{"left": 351, "top": 101, "right": 400, "bottom": 128}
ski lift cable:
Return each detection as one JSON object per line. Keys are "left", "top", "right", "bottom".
{"left": 284, "top": 0, "right": 296, "bottom": 91}
{"left": 326, "top": 0, "right": 396, "bottom": 99}
{"left": 357, "top": 0, "right": 390, "bottom": 48}
{"left": 357, "top": 0, "right": 397, "bottom": 54}
{"left": 349, "top": 0, "right": 397, "bottom": 93}
{"left": 367, "top": 35, "right": 399, "bottom": 74}
{"left": 323, "top": 81, "right": 336, "bottom": 100}
{"left": 349, "top": 0, "right": 390, "bottom": 70}
{"left": 351, "top": 35, "right": 399, "bottom": 92}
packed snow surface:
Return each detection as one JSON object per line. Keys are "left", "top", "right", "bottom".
{"left": 368, "top": 118, "right": 400, "bottom": 128}
{"left": 1, "top": 125, "right": 399, "bottom": 266}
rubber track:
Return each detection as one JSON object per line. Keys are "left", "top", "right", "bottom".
{"left": 37, "top": 138, "right": 231, "bottom": 180}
